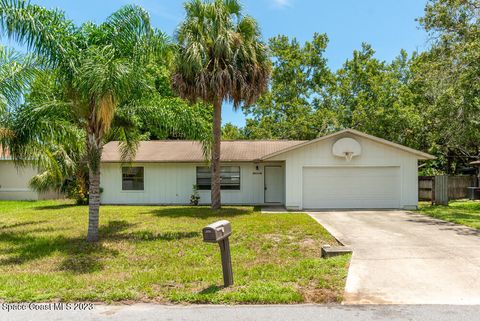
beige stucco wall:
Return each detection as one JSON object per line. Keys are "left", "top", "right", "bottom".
{"left": 0, "top": 160, "right": 39, "bottom": 200}
{"left": 100, "top": 162, "right": 284, "bottom": 205}
{"left": 267, "top": 133, "right": 419, "bottom": 210}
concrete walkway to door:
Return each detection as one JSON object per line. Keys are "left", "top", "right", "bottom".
{"left": 308, "top": 210, "right": 480, "bottom": 304}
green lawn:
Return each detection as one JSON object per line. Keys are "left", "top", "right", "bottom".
{"left": 0, "top": 200, "right": 349, "bottom": 304}
{"left": 417, "top": 200, "right": 480, "bottom": 229}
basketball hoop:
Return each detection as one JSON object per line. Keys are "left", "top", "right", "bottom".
{"left": 332, "top": 137, "right": 362, "bottom": 161}
{"left": 344, "top": 151, "right": 354, "bottom": 162}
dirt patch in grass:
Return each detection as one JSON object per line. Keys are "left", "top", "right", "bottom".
{"left": 299, "top": 238, "right": 317, "bottom": 250}
{"left": 301, "top": 288, "right": 341, "bottom": 303}
{"left": 263, "top": 234, "right": 282, "bottom": 243}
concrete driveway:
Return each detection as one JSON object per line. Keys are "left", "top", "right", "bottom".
{"left": 308, "top": 210, "right": 480, "bottom": 304}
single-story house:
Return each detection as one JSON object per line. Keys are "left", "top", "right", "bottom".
{"left": 101, "top": 129, "right": 434, "bottom": 209}
{"left": 0, "top": 149, "right": 60, "bottom": 200}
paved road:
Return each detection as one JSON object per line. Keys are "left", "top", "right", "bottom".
{"left": 308, "top": 210, "right": 480, "bottom": 304}
{"left": 1, "top": 304, "right": 480, "bottom": 321}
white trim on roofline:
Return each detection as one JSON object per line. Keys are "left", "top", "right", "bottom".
{"left": 260, "top": 128, "right": 436, "bottom": 161}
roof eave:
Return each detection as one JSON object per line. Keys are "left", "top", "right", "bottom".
{"left": 100, "top": 159, "right": 263, "bottom": 163}
{"left": 261, "top": 129, "right": 436, "bottom": 160}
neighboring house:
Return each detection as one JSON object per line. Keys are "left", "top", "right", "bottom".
{"left": 0, "top": 149, "right": 60, "bottom": 201}
{"left": 100, "top": 129, "right": 434, "bottom": 209}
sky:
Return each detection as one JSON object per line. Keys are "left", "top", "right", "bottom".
{"left": 6, "top": 0, "right": 429, "bottom": 126}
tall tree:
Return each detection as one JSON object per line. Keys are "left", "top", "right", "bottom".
{"left": 244, "top": 35, "right": 421, "bottom": 147}
{"left": 0, "top": 1, "right": 172, "bottom": 241}
{"left": 222, "top": 122, "right": 245, "bottom": 140}
{"left": 244, "top": 33, "right": 334, "bottom": 140}
{"left": 414, "top": 0, "right": 480, "bottom": 172}
{"left": 332, "top": 44, "right": 422, "bottom": 147}
{"left": 173, "top": 0, "right": 271, "bottom": 209}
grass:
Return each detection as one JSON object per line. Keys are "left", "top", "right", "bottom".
{"left": 417, "top": 200, "right": 480, "bottom": 229}
{"left": 0, "top": 200, "right": 349, "bottom": 304}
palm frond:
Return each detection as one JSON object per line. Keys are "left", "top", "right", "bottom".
{"left": 7, "top": 100, "right": 83, "bottom": 167}
{"left": 139, "top": 97, "right": 211, "bottom": 141}
{"left": 72, "top": 45, "right": 144, "bottom": 134}
{"left": 0, "top": 45, "right": 39, "bottom": 112}
{"left": 106, "top": 4, "right": 151, "bottom": 39}
{"left": 107, "top": 97, "right": 212, "bottom": 161}
{"left": 0, "top": 0, "right": 77, "bottom": 68}
{"left": 173, "top": 0, "right": 271, "bottom": 108}
{"left": 28, "top": 143, "right": 77, "bottom": 192}
{"left": 104, "top": 109, "right": 144, "bottom": 162}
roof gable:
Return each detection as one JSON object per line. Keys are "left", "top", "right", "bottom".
{"left": 261, "top": 129, "right": 435, "bottom": 160}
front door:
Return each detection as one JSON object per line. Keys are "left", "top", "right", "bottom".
{"left": 264, "top": 166, "right": 283, "bottom": 203}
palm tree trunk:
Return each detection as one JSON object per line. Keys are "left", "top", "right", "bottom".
{"left": 86, "top": 131, "right": 102, "bottom": 242}
{"left": 87, "top": 166, "right": 101, "bottom": 242}
{"left": 211, "top": 99, "right": 222, "bottom": 210}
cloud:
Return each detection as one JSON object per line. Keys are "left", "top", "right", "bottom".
{"left": 269, "top": 0, "right": 292, "bottom": 9}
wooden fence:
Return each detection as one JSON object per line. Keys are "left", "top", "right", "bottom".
{"left": 448, "top": 176, "right": 477, "bottom": 199}
{"left": 418, "top": 175, "right": 477, "bottom": 203}
{"left": 419, "top": 176, "right": 434, "bottom": 201}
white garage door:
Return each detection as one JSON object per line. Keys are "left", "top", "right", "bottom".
{"left": 302, "top": 167, "right": 401, "bottom": 209}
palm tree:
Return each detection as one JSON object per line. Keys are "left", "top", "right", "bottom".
{"left": 7, "top": 93, "right": 85, "bottom": 199}
{"left": 0, "top": 1, "right": 170, "bottom": 241}
{"left": 5, "top": 67, "right": 211, "bottom": 205}
{"left": 173, "top": 0, "right": 271, "bottom": 209}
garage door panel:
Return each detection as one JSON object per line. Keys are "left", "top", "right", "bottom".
{"left": 302, "top": 167, "right": 401, "bottom": 209}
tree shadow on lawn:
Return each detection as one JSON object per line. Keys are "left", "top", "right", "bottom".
{"left": 0, "top": 220, "right": 135, "bottom": 274}
{"left": 408, "top": 213, "right": 480, "bottom": 237}
{"left": 98, "top": 220, "right": 200, "bottom": 241}
{"left": 146, "top": 207, "right": 252, "bottom": 219}
{"left": 0, "top": 219, "right": 203, "bottom": 274}
{"left": 198, "top": 285, "right": 222, "bottom": 295}
{"left": 0, "top": 220, "right": 48, "bottom": 229}
{"left": 33, "top": 203, "right": 78, "bottom": 211}
{"left": 108, "top": 231, "right": 200, "bottom": 241}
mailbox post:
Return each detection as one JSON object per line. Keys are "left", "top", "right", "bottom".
{"left": 202, "top": 220, "right": 233, "bottom": 287}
